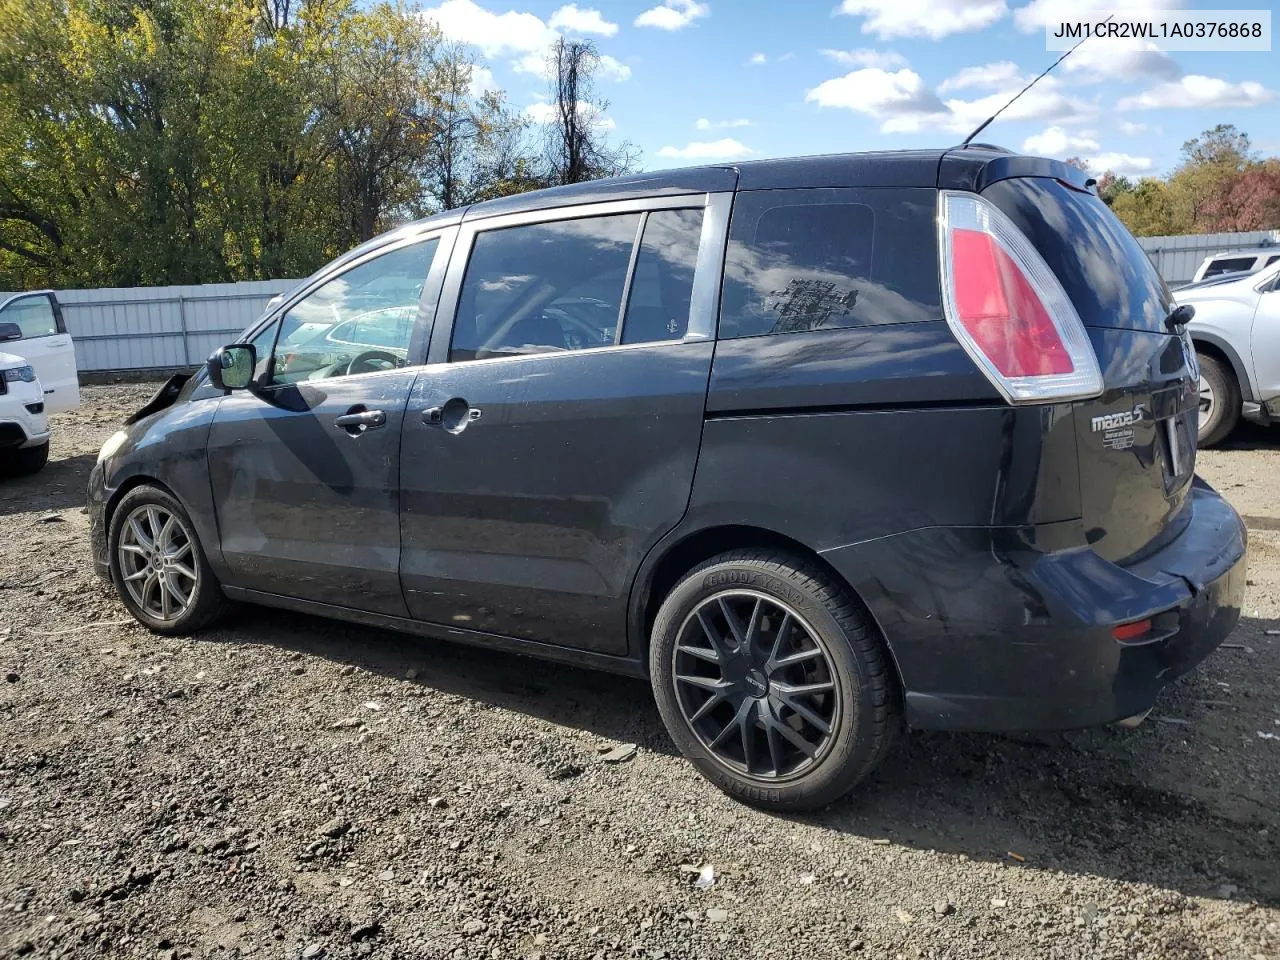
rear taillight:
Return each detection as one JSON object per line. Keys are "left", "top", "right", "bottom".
{"left": 938, "top": 190, "right": 1102, "bottom": 403}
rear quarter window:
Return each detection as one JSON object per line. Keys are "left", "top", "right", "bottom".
{"left": 718, "top": 188, "right": 940, "bottom": 339}
{"left": 1205, "top": 257, "right": 1257, "bottom": 277}
{"left": 982, "top": 177, "right": 1172, "bottom": 332}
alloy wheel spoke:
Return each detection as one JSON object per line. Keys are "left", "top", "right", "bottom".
{"left": 764, "top": 713, "right": 784, "bottom": 775}
{"left": 123, "top": 567, "right": 150, "bottom": 582}
{"left": 744, "top": 597, "right": 764, "bottom": 647}
{"left": 772, "top": 684, "right": 833, "bottom": 735}
{"left": 771, "top": 646, "right": 824, "bottom": 670}
{"left": 708, "top": 698, "right": 753, "bottom": 751}
{"left": 676, "top": 674, "right": 731, "bottom": 695}
{"left": 166, "top": 540, "right": 193, "bottom": 562}
{"left": 695, "top": 609, "right": 729, "bottom": 661}
{"left": 145, "top": 507, "right": 163, "bottom": 545}
{"left": 170, "top": 561, "right": 197, "bottom": 582}
{"left": 718, "top": 596, "right": 747, "bottom": 648}
{"left": 120, "top": 543, "right": 147, "bottom": 557}
{"left": 765, "top": 613, "right": 794, "bottom": 669}
{"left": 677, "top": 642, "right": 721, "bottom": 665}
{"left": 141, "top": 572, "right": 160, "bottom": 611}
{"left": 128, "top": 517, "right": 153, "bottom": 551}
{"left": 157, "top": 514, "right": 175, "bottom": 553}
{"left": 766, "top": 714, "right": 818, "bottom": 758}
{"left": 160, "top": 578, "right": 173, "bottom": 618}
{"left": 688, "top": 691, "right": 725, "bottom": 724}
{"left": 738, "top": 699, "right": 758, "bottom": 772}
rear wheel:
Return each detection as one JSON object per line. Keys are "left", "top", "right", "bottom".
{"left": 649, "top": 550, "right": 901, "bottom": 811}
{"left": 2, "top": 441, "right": 49, "bottom": 477}
{"left": 108, "top": 485, "right": 228, "bottom": 634}
{"left": 1196, "top": 352, "right": 1240, "bottom": 448}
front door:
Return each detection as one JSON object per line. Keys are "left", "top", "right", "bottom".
{"left": 207, "top": 232, "right": 448, "bottom": 616}
{"left": 0, "top": 292, "right": 79, "bottom": 412}
{"left": 399, "top": 197, "right": 728, "bottom": 654}
{"left": 1251, "top": 270, "right": 1280, "bottom": 401}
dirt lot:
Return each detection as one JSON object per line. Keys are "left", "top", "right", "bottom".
{"left": 2, "top": 384, "right": 1279, "bottom": 960}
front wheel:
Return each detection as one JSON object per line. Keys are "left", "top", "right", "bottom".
{"left": 108, "top": 484, "right": 228, "bottom": 634}
{"left": 2, "top": 441, "right": 49, "bottom": 477}
{"left": 649, "top": 550, "right": 901, "bottom": 811}
{"left": 1197, "top": 352, "right": 1240, "bottom": 448}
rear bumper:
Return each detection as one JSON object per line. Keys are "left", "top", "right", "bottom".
{"left": 822, "top": 481, "right": 1247, "bottom": 732}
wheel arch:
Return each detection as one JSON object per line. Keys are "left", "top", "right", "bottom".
{"left": 1191, "top": 331, "right": 1254, "bottom": 402}
{"left": 628, "top": 523, "right": 905, "bottom": 692}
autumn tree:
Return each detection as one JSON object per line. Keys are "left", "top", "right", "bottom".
{"left": 545, "top": 37, "right": 636, "bottom": 185}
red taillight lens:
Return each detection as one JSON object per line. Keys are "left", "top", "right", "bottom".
{"left": 1112, "top": 619, "right": 1152, "bottom": 642}
{"left": 938, "top": 191, "right": 1103, "bottom": 403}
{"left": 951, "top": 229, "right": 1074, "bottom": 378}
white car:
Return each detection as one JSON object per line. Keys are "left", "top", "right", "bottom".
{"left": 1190, "top": 247, "right": 1280, "bottom": 284}
{"left": 1177, "top": 261, "right": 1280, "bottom": 446}
{"left": 0, "top": 291, "right": 80, "bottom": 413}
{"left": 0, "top": 352, "right": 50, "bottom": 475}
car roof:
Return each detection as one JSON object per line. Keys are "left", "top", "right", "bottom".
{"left": 1205, "top": 249, "right": 1278, "bottom": 260}
{"left": 337, "top": 147, "right": 1085, "bottom": 266}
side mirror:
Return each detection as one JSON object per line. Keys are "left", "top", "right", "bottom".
{"left": 207, "top": 344, "right": 256, "bottom": 391}
{"left": 0, "top": 322, "right": 22, "bottom": 342}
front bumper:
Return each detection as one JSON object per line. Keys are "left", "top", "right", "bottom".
{"left": 823, "top": 481, "right": 1247, "bottom": 732}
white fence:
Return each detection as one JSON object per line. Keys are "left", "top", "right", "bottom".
{"left": 1, "top": 279, "right": 301, "bottom": 373}
{"left": 1137, "top": 230, "right": 1280, "bottom": 286}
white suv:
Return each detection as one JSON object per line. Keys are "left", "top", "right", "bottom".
{"left": 0, "top": 352, "right": 49, "bottom": 475}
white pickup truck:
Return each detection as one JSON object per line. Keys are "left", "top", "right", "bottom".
{"left": 0, "top": 291, "right": 79, "bottom": 475}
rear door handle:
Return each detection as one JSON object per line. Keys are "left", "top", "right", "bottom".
{"left": 334, "top": 409, "right": 386, "bottom": 434}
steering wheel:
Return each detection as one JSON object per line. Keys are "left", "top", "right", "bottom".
{"left": 344, "top": 350, "right": 401, "bottom": 376}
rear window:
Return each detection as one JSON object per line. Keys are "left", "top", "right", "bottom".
{"left": 1205, "top": 257, "right": 1256, "bottom": 278}
{"left": 718, "top": 188, "right": 940, "bottom": 339}
{"left": 982, "top": 177, "right": 1173, "bottom": 333}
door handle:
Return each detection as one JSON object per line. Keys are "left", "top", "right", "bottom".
{"left": 334, "top": 409, "right": 386, "bottom": 434}
{"left": 422, "top": 399, "right": 481, "bottom": 434}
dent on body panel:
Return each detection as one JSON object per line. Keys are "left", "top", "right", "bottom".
{"left": 106, "top": 397, "right": 224, "bottom": 567}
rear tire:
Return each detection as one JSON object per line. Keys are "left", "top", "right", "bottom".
{"left": 649, "top": 550, "right": 901, "bottom": 811}
{"left": 2, "top": 441, "right": 49, "bottom": 477}
{"left": 108, "top": 484, "right": 228, "bottom": 635}
{"left": 1197, "top": 352, "right": 1240, "bottom": 448}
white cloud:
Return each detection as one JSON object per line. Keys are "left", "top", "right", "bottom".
{"left": 820, "top": 49, "right": 907, "bottom": 69}
{"left": 1014, "top": 0, "right": 1183, "bottom": 32}
{"left": 837, "top": 0, "right": 1008, "bottom": 40}
{"left": 808, "top": 67, "right": 1092, "bottom": 135}
{"left": 1061, "top": 40, "right": 1180, "bottom": 84}
{"left": 549, "top": 4, "right": 618, "bottom": 36}
{"left": 806, "top": 68, "right": 945, "bottom": 120}
{"left": 1022, "top": 125, "right": 1100, "bottom": 155}
{"left": 656, "top": 138, "right": 755, "bottom": 160}
{"left": 425, "top": 0, "right": 629, "bottom": 83}
{"left": 468, "top": 66, "right": 499, "bottom": 97}
{"left": 695, "top": 118, "right": 754, "bottom": 130}
{"left": 635, "top": 0, "right": 709, "bottom": 30}
{"left": 1118, "top": 75, "right": 1275, "bottom": 110}
{"left": 598, "top": 54, "right": 632, "bottom": 82}
{"left": 525, "top": 100, "right": 616, "bottom": 130}
{"left": 422, "top": 0, "right": 557, "bottom": 58}
{"left": 748, "top": 52, "right": 768, "bottom": 65}
{"left": 1118, "top": 120, "right": 1155, "bottom": 136}
{"left": 1084, "top": 152, "right": 1154, "bottom": 176}
{"left": 938, "top": 61, "right": 1023, "bottom": 93}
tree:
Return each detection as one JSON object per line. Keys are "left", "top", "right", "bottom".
{"left": 1179, "top": 123, "right": 1254, "bottom": 170}
{"left": 544, "top": 37, "right": 635, "bottom": 185}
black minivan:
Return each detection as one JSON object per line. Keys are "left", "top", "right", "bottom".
{"left": 88, "top": 148, "right": 1247, "bottom": 810}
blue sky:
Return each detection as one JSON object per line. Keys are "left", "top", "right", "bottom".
{"left": 421, "top": 0, "right": 1278, "bottom": 178}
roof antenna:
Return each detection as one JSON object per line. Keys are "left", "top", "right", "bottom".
{"left": 960, "top": 13, "right": 1114, "bottom": 147}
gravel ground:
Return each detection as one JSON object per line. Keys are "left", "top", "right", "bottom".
{"left": 2, "top": 384, "right": 1279, "bottom": 960}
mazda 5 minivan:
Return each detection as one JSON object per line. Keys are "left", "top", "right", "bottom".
{"left": 89, "top": 148, "right": 1247, "bottom": 810}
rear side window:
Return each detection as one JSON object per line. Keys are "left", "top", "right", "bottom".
{"left": 621, "top": 209, "right": 703, "bottom": 344}
{"left": 718, "top": 188, "right": 940, "bottom": 339}
{"left": 1205, "top": 256, "right": 1256, "bottom": 278}
{"left": 1264, "top": 254, "right": 1279, "bottom": 268}
{"left": 983, "top": 177, "right": 1172, "bottom": 332}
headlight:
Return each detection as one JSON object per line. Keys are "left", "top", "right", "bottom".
{"left": 2, "top": 365, "right": 35, "bottom": 383}
{"left": 97, "top": 429, "right": 129, "bottom": 465}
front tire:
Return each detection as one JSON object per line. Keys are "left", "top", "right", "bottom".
{"left": 108, "top": 484, "right": 228, "bottom": 634}
{"left": 2, "top": 441, "right": 49, "bottom": 477}
{"left": 1197, "top": 352, "right": 1240, "bottom": 448}
{"left": 649, "top": 550, "right": 901, "bottom": 811}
